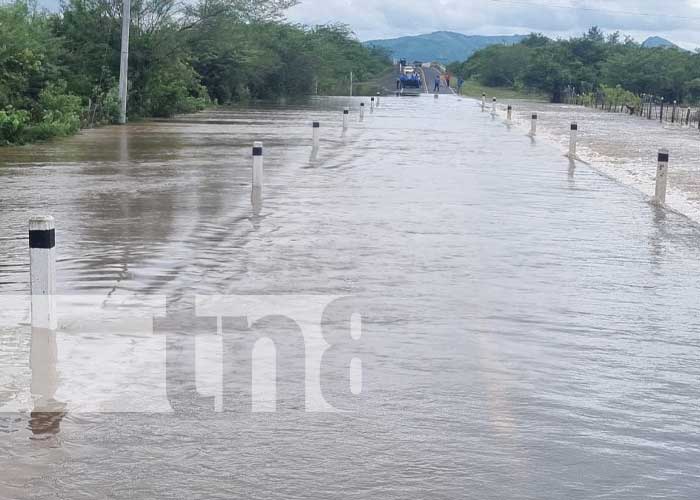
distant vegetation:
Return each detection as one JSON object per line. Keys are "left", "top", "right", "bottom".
{"left": 448, "top": 28, "right": 700, "bottom": 104}
{"left": 364, "top": 31, "right": 525, "bottom": 65}
{"left": 0, "top": 0, "right": 390, "bottom": 145}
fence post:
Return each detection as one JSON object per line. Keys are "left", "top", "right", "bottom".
{"left": 672, "top": 100, "right": 677, "bottom": 123}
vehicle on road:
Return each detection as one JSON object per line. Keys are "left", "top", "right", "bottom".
{"left": 398, "top": 65, "right": 422, "bottom": 96}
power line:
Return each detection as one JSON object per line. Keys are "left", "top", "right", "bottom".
{"left": 487, "top": 0, "right": 700, "bottom": 22}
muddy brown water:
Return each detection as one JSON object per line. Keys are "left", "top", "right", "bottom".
{"left": 1, "top": 97, "right": 700, "bottom": 499}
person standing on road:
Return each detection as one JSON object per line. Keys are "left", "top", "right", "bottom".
{"left": 433, "top": 75, "right": 440, "bottom": 93}
{"left": 458, "top": 77, "right": 464, "bottom": 92}
{"left": 445, "top": 73, "right": 451, "bottom": 89}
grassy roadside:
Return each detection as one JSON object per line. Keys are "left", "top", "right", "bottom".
{"left": 351, "top": 66, "right": 396, "bottom": 96}
{"left": 455, "top": 79, "right": 549, "bottom": 102}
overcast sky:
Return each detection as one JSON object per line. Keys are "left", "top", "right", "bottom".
{"left": 285, "top": 0, "right": 700, "bottom": 49}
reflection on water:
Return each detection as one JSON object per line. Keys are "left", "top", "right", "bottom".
{"left": 29, "top": 329, "right": 65, "bottom": 438}
{"left": 2, "top": 97, "right": 700, "bottom": 498}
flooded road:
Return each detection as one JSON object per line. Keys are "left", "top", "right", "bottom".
{"left": 2, "top": 96, "right": 700, "bottom": 498}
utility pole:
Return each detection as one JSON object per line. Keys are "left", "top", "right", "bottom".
{"left": 118, "top": 0, "right": 131, "bottom": 124}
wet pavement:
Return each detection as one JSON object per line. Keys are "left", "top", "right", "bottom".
{"left": 1, "top": 96, "right": 700, "bottom": 499}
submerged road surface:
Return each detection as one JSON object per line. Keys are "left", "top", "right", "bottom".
{"left": 2, "top": 96, "right": 700, "bottom": 498}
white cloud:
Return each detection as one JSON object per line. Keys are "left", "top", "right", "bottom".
{"left": 286, "top": 0, "right": 700, "bottom": 48}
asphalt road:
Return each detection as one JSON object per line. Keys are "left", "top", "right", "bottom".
{"left": 379, "top": 64, "right": 456, "bottom": 95}
{"left": 421, "top": 65, "right": 456, "bottom": 95}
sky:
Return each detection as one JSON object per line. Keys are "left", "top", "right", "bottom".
{"left": 285, "top": 0, "right": 700, "bottom": 49}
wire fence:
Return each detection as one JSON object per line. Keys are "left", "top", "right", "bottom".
{"left": 563, "top": 89, "right": 700, "bottom": 130}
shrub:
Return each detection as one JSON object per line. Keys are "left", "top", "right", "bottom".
{"left": 0, "top": 108, "right": 30, "bottom": 144}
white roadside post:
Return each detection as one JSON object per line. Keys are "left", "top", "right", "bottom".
{"left": 481, "top": 93, "right": 486, "bottom": 111}
{"left": 312, "top": 122, "right": 320, "bottom": 149}
{"left": 491, "top": 97, "right": 497, "bottom": 116}
{"left": 343, "top": 107, "right": 349, "bottom": 129}
{"left": 29, "top": 216, "right": 57, "bottom": 331}
{"left": 655, "top": 149, "right": 669, "bottom": 204}
{"left": 569, "top": 122, "right": 578, "bottom": 158}
{"left": 530, "top": 113, "right": 538, "bottom": 136}
{"left": 506, "top": 105, "right": 512, "bottom": 122}
{"left": 376, "top": 93, "right": 381, "bottom": 107}
{"left": 359, "top": 103, "right": 365, "bottom": 121}
{"left": 252, "top": 142, "right": 263, "bottom": 190}
{"left": 370, "top": 97, "right": 375, "bottom": 111}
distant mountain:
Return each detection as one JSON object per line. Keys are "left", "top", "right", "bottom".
{"left": 642, "top": 36, "right": 678, "bottom": 49}
{"left": 364, "top": 31, "right": 526, "bottom": 64}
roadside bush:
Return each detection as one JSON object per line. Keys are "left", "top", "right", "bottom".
{"left": 25, "top": 82, "right": 82, "bottom": 141}
{"left": 0, "top": 108, "right": 30, "bottom": 144}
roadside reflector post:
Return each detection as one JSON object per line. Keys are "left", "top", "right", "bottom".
{"left": 655, "top": 149, "right": 669, "bottom": 204}
{"left": 312, "top": 122, "right": 320, "bottom": 149}
{"left": 506, "top": 105, "right": 512, "bottom": 122}
{"left": 530, "top": 113, "right": 537, "bottom": 136}
{"left": 252, "top": 141, "right": 263, "bottom": 190}
{"left": 29, "top": 216, "right": 57, "bottom": 331}
{"left": 370, "top": 97, "right": 375, "bottom": 111}
{"left": 491, "top": 97, "right": 497, "bottom": 116}
{"left": 376, "top": 93, "right": 381, "bottom": 107}
{"left": 343, "top": 107, "right": 349, "bottom": 129}
{"left": 481, "top": 93, "right": 486, "bottom": 111}
{"left": 569, "top": 122, "right": 578, "bottom": 158}
{"left": 359, "top": 103, "right": 365, "bottom": 121}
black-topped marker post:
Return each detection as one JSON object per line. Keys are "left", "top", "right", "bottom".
{"left": 481, "top": 93, "right": 486, "bottom": 111}
{"left": 491, "top": 97, "right": 497, "bottom": 116}
{"left": 312, "top": 122, "right": 320, "bottom": 149}
{"left": 569, "top": 122, "right": 578, "bottom": 158}
{"left": 252, "top": 141, "right": 263, "bottom": 190}
{"left": 655, "top": 149, "right": 669, "bottom": 204}
{"left": 29, "top": 216, "right": 56, "bottom": 330}
{"left": 359, "top": 103, "right": 365, "bottom": 121}
{"left": 343, "top": 107, "right": 349, "bottom": 129}
{"left": 530, "top": 113, "right": 538, "bottom": 136}
{"left": 370, "top": 97, "right": 375, "bottom": 111}
{"left": 506, "top": 105, "right": 512, "bottom": 122}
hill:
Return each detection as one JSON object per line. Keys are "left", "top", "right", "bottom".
{"left": 364, "top": 31, "right": 525, "bottom": 64}
{"left": 642, "top": 36, "right": 678, "bottom": 49}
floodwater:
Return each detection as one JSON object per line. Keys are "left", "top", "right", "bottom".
{"left": 504, "top": 99, "right": 700, "bottom": 221}
{"left": 2, "top": 95, "right": 700, "bottom": 498}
